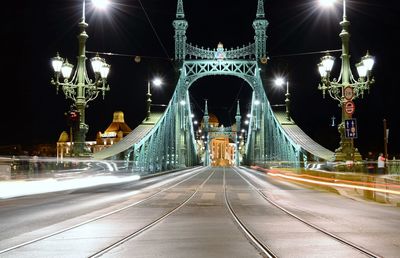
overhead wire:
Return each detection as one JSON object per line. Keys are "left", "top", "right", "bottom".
{"left": 227, "top": 82, "right": 245, "bottom": 125}
{"left": 270, "top": 49, "right": 341, "bottom": 58}
{"left": 85, "top": 50, "right": 172, "bottom": 61}
{"left": 137, "top": 0, "right": 172, "bottom": 64}
{"left": 189, "top": 92, "right": 205, "bottom": 114}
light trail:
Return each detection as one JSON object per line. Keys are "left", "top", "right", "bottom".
{"left": 252, "top": 166, "right": 400, "bottom": 196}
{"left": 0, "top": 175, "right": 140, "bottom": 199}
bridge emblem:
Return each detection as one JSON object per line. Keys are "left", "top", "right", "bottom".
{"left": 214, "top": 42, "right": 226, "bottom": 60}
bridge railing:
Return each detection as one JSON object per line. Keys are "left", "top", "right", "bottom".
{"left": 186, "top": 43, "right": 255, "bottom": 60}
{"left": 388, "top": 160, "right": 400, "bottom": 174}
{"left": 1, "top": 156, "right": 130, "bottom": 181}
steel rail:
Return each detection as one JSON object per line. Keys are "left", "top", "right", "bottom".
{"left": 223, "top": 168, "right": 277, "bottom": 258}
{"left": 234, "top": 167, "right": 382, "bottom": 258}
{"left": 0, "top": 167, "right": 205, "bottom": 255}
{"left": 89, "top": 169, "right": 215, "bottom": 258}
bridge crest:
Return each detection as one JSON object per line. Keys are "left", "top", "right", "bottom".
{"left": 173, "top": 0, "right": 269, "bottom": 63}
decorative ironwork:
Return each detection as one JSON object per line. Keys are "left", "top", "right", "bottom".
{"left": 186, "top": 42, "right": 255, "bottom": 60}
{"left": 96, "top": 0, "right": 333, "bottom": 172}
{"left": 316, "top": 0, "right": 375, "bottom": 162}
{"left": 183, "top": 60, "right": 258, "bottom": 86}
{"left": 51, "top": 3, "right": 110, "bottom": 156}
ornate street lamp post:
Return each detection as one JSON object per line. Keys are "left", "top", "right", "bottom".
{"left": 317, "top": 0, "right": 375, "bottom": 161}
{"left": 274, "top": 77, "right": 291, "bottom": 121}
{"left": 146, "top": 78, "right": 163, "bottom": 121}
{"left": 51, "top": 0, "right": 111, "bottom": 156}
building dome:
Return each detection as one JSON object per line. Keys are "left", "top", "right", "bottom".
{"left": 209, "top": 113, "right": 219, "bottom": 125}
{"left": 104, "top": 111, "right": 132, "bottom": 136}
{"left": 201, "top": 113, "right": 219, "bottom": 128}
{"left": 112, "top": 111, "right": 125, "bottom": 123}
{"left": 58, "top": 131, "right": 69, "bottom": 142}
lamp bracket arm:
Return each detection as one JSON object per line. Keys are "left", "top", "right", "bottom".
{"left": 86, "top": 91, "right": 100, "bottom": 103}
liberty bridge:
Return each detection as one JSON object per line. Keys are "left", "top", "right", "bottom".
{"left": 92, "top": 0, "right": 334, "bottom": 173}
{"left": 2, "top": 1, "right": 400, "bottom": 257}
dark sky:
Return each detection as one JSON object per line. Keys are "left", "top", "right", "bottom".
{"left": 2, "top": 0, "right": 399, "bottom": 157}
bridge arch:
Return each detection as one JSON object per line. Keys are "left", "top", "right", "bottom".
{"left": 182, "top": 60, "right": 259, "bottom": 91}
{"left": 93, "top": 0, "right": 334, "bottom": 172}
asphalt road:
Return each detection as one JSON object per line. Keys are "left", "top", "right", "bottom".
{"left": 0, "top": 166, "right": 399, "bottom": 257}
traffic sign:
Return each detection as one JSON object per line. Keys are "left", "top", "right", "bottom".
{"left": 344, "top": 101, "right": 355, "bottom": 115}
{"left": 345, "top": 118, "right": 358, "bottom": 139}
{"left": 344, "top": 86, "right": 354, "bottom": 100}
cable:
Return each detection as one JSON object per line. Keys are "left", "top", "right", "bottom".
{"left": 227, "top": 82, "right": 245, "bottom": 125}
{"left": 189, "top": 92, "right": 205, "bottom": 114}
{"left": 86, "top": 50, "right": 173, "bottom": 61}
{"left": 137, "top": 0, "right": 171, "bottom": 62}
{"left": 270, "top": 49, "right": 341, "bottom": 58}
{"left": 229, "top": 82, "right": 244, "bottom": 114}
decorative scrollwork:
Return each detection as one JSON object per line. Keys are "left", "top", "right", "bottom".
{"left": 186, "top": 43, "right": 255, "bottom": 60}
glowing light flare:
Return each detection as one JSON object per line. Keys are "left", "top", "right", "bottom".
{"left": 319, "top": 0, "right": 336, "bottom": 8}
{"left": 152, "top": 77, "right": 162, "bottom": 87}
{"left": 274, "top": 77, "right": 285, "bottom": 87}
{"left": 92, "top": 0, "right": 110, "bottom": 10}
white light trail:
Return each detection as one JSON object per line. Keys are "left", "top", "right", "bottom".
{"left": 0, "top": 175, "right": 140, "bottom": 199}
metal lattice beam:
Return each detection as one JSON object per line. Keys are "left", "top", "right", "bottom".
{"left": 93, "top": 0, "right": 334, "bottom": 174}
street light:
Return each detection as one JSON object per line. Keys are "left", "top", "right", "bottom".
{"left": 51, "top": 0, "right": 111, "bottom": 156}
{"left": 317, "top": 0, "right": 375, "bottom": 162}
{"left": 92, "top": 0, "right": 110, "bottom": 9}
{"left": 146, "top": 77, "right": 163, "bottom": 120}
{"left": 274, "top": 77, "right": 290, "bottom": 121}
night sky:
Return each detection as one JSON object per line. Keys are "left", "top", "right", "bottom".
{"left": 2, "top": 0, "right": 399, "bottom": 157}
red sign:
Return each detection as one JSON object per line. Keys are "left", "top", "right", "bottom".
{"left": 344, "top": 86, "right": 354, "bottom": 101}
{"left": 344, "top": 101, "right": 355, "bottom": 115}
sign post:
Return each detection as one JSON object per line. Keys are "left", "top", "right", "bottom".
{"left": 345, "top": 118, "right": 358, "bottom": 139}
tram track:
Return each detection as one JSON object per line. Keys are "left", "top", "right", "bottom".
{"left": 232, "top": 166, "right": 382, "bottom": 258}
{"left": 1, "top": 166, "right": 392, "bottom": 257}
{"left": 223, "top": 168, "right": 277, "bottom": 258}
{"left": 90, "top": 167, "right": 271, "bottom": 258}
{"left": 88, "top": 169, "right": 215, "bottom": 257}
{"left": 0, "top": 167, "right": 207, "bottom": 256}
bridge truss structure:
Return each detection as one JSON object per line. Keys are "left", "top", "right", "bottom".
{"left": 93, "top": 0, "right": 333, "bottom": 172}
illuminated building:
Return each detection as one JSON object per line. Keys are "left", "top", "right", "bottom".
{"left": 200, "top": 113, "right": 237, "bottom": 167}
{"left": 94, "top": 111, "right": 132, "bottom": 152}
{"left": 56, "top": 111, "right": 131, "bottom": 160}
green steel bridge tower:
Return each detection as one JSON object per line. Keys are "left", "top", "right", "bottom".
{"left": 93, "top": 0, "right": 334, "bottom": 173}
